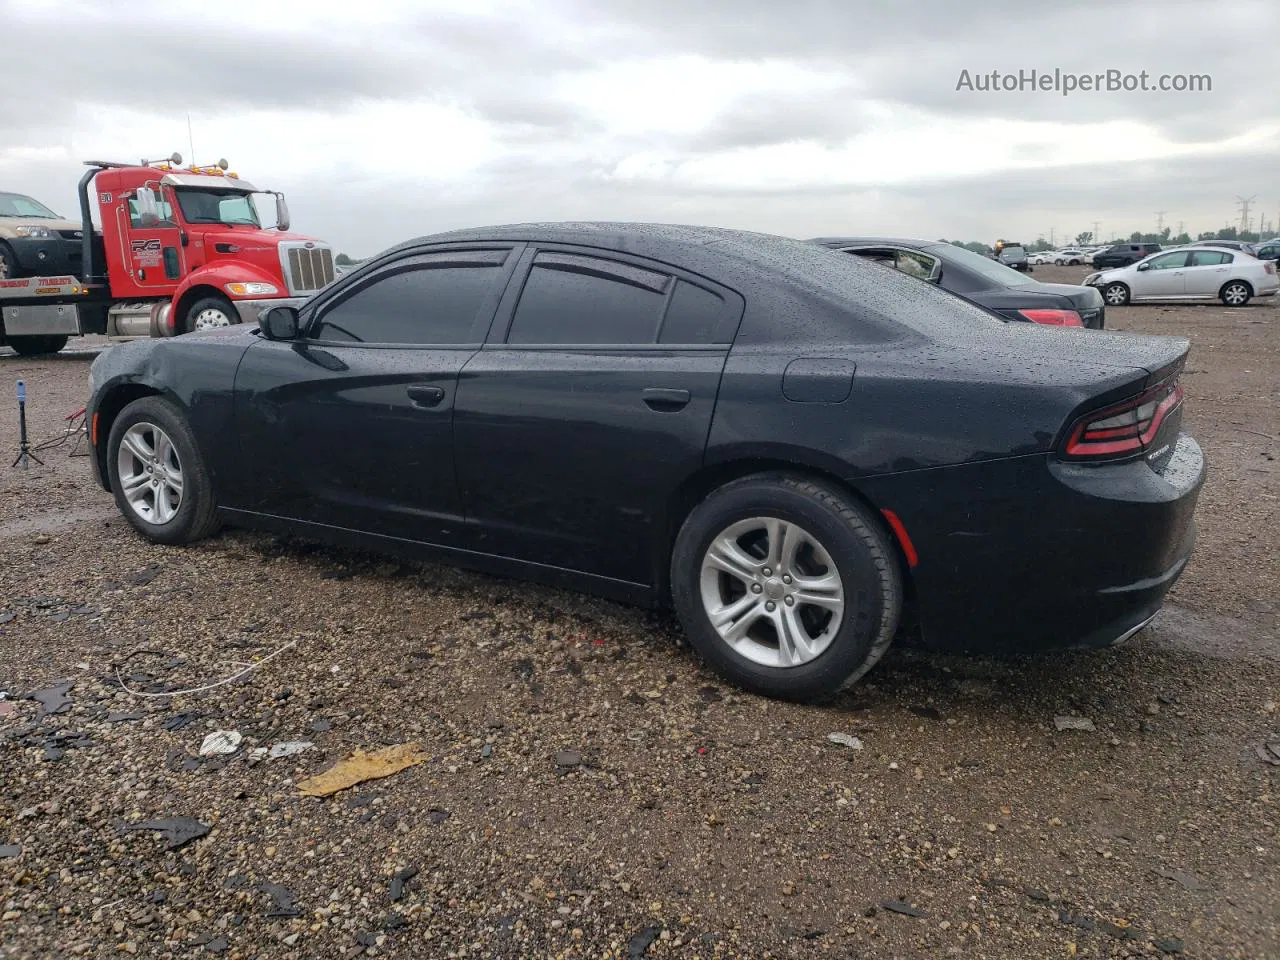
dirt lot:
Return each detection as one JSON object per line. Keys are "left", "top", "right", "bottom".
{"left": 2, "top": 273, "right": 1278, "bottom": 959}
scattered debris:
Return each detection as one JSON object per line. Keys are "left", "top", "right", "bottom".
{"left": 105, "top": 710, "right": 144, "bottom": 723}
{"left": 1155, "top": 867, "right": 1205, "bottom": 891}
{"left": 259, "top": 882, "right": 303, "bottom": 917}
{"left": 909, "top": 705, "right": 942, "bottom": 720}
{"left": 1155, "top": 938, "right": 1185, "bottom": 954}
{"left": 124, "top": 816, "right": 210, "bottom": 850}
{"left": 626, "top": 925, "right": 661, "bottom": 958}
{"left": 268, "top": 740, "right": 313, "bottom": 759}
{"left": 1054, "top": 716, "right": 1096, "bottom": 732}
{"left": 826, "top": 732, "right": 864, "bottom": 750}
{"left": 199, "top": 731, "right": 243, "bottom": 756}
{"left": 1254, "top": 742, "right": 1280, "bottom": 766}
{"left": 162, "top": 713, "right": 200, "bottom": 732}
{"left": 0, "top": 702, "right": 15, "bottom": 718}
{"left": 1025, "top": 887, "right": 1050, "bottom": 902}
{"left": 555, "top": 749, "right": 583, "bottom": 769}
{"left": 26, "top": 680, "right": 73, "bottom": 716}
{"left": 296, "top": 743, "right": 429, "bottom": 797}
{"left": 0, "top": 845, "right": 20, "bottom": 858}
{"left": 310, "top": 718, "right": 332, "bottom": 732}
{"left": 881, "top": 900, "right": 928, "bottom": 918}
{"left": 389, "top": 866, "right": 419, "bottom": 902}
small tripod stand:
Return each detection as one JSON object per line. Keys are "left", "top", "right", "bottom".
{"left": 12, "top": 380, "right": 43, "bottom": 468}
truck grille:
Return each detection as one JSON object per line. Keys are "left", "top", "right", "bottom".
{"left": 280, "top": 244, "right": 336, "bottom": 295}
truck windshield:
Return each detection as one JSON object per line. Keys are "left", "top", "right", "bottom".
{"left": 173, "top": 188, "right": 262, "bottom": 227}
{"left": 0, "top": 192, "right": 59, "bottom": 218}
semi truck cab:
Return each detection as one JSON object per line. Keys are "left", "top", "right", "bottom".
{"left": 0, "top": 153, "right": 334, "bottom": 355}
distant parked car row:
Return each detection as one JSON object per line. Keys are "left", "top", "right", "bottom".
{"left": 1084, "top": 244, "right": 1279, "bottom": 306}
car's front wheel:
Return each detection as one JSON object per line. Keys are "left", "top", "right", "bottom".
{"left": 106, "top": 396, "right": 220, "bottom": 545}
{"left": 1220, "top": 281, "right": 1252, "bottom": 307}
{"left": 1102, "top": 282, "right": 1131, "bottom": 306}
{"left": 671, "top": 474, "right": 903, "bottom": 701}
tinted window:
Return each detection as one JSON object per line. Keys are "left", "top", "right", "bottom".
{"left": 659, "top": 280, "right": 725, "bottom": 343}
{"left": 313, "top": 256, "right": 505, "bottom": 344}
{"left": 895, "top": 250, "right": 937, "bottom": 279}
{"left": 508, "top": 253, "right": 670, "bottom": 344}
{"left": 1187, "top": 252, "right": 1228, "bottom": 267}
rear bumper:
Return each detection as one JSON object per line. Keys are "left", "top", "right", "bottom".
{"left": 860, "top": 433, "right": 1205, "bottom": 654}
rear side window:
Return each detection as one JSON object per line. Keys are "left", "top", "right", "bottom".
{"left": 311, "top": 251, "right": 508, "bottom": 344}
{"left": 1188, "top": 250, "right": 1231, "bottom": 266}
{"left": 659, "top": 280, "right": 726, "bottom": 344}
{"left": 507, "top": 253, "right": 671, "bottom": 344}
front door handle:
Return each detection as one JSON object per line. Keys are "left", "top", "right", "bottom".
{"left": 643, "top": 387, "right": 691, "bottom": 412}
{"left": 406, "top": 385, "right": 445, "bottom": 408}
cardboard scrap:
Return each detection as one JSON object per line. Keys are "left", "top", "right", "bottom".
{"left": 297, "top": 743, "right": 428, "bottom": 797}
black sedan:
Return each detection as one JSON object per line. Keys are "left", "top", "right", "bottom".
{"left": 86, "top": 223, "right": 1204, "bottom": 701}
{"left": 810, "top": 236, "right": 1107, "bottom": 328}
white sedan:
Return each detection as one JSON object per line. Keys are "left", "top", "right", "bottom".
{"left": 1083, "top": 246, "right": 1279, "bottom": 307}
{"left": 1052, "top": 249, "right": 1087, "bottom": 265}
{"left": 1026, "top": 251, "right": 1056, "bottom": 264}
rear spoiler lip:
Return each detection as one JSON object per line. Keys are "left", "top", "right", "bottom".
{"left": 1142, "top": 337, "right": 1190, "bottom": 389}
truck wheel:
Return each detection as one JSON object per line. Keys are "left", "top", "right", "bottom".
{"left": 7, "top": 335, "right": 69, "bottom": 356}
{"left": 0, "top": 243, "right": 21, "bottom": 280}
{"left": 183, "top": 296, "right": 240, "bottom": 334}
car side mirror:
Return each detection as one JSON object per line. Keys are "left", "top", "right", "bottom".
{"left": 1136, "top": 263, "right": 1150, "bottom": 271}
{"left": 273, "top": 193, "right": 290, "bottom": 232}
{"left": 260, "top": 305, "right": 300, "bottom": 340}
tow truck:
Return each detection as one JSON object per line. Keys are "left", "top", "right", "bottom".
{"left": 0, "top": 153, "right": 335, "bottom": 356}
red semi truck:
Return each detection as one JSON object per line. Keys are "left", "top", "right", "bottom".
{"left": 0, "top": 153, "right": 335, "bottom": 355}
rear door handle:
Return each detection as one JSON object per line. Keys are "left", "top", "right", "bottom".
{"left": 406, "top": 385, "right": 446, "bottom": 408}
{"left": 643, "top": 387, "right": 691, "bottom": 411}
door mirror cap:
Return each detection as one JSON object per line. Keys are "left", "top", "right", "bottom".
{"left": 259, "top": 305, "right": 300, "bottom": 340}
{"left": 1136, "top": 262, "right": 1151, "bottom": 271}
{"left": 273, "top": 193, "right": 291, "bottom": 232}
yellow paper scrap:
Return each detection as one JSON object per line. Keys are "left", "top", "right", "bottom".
{"left": 297, "top": 743, "right": 429, "bottom": 797}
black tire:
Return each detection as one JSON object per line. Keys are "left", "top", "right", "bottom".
{"left": 670, "top": 474, "right": 903, "bottom": 702}
{"left": 106, "top": 396, "right": 220, "bottom": 545}
{"left": 1219, "top": 280, "right": 1252, "bottom": 307}
{"left": 1102, "top": 282, "right": 1130, "bottom": 306}
{"left": 183, "top": 295, "right": 240, "bottom": 334}
{"left": 0, "top": 243, "right": 21, "bottom": 281}
{"left": 7, "top": 335, "right": 69, "bottom": 356}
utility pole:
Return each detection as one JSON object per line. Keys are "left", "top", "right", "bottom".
{"left": 1235, "top": 196, "right": 1256, "bottom": 234}
{"left": 1155, "top": 211, "right": 1167, "bottom": 233}
{"left": 1048, "top": 226, "right": 1055, "bottom": 247}
{"left": 1091, "top": 221, "right": 1101, "bottom": 242}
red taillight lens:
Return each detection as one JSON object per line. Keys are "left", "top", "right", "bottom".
{"left": 1265, "top": 263, "right": 1275, "bottom": 274}
{"left": 1019, "top": 308, "right": 1084, "bottom": 327}
{"left": 1063, "top": 380, "right": 1184, "bottom": 459}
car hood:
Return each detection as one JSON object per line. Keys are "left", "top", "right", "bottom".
{"left": 0, "top": 217, "right": 82, "bottom": 235}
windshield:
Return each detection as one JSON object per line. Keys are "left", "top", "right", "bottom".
{"left": 0, "top": 192, "right": 59, "bottom": 218}
{"left": 1000, "top": 246, "right": 1027, "bottom": 257}
{"left": 923, "top": 242, "right": 1036, "bottom": 287}
{"left": 173, "top": 187, "right": 262, "bottom": 227}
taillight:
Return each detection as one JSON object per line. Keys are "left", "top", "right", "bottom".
{"left": 1063, "top": 380, "right": 1184, "bottom": 460}
{"left": 1265, "top": 263, "right": 1275, "bottom": 274}
{"left": 1019, "top": 308, "right": 1084, "bottom": 327}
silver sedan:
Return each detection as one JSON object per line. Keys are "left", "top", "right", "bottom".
{"left": 1084, "top": 246, "right": 1280, "bottom": 307}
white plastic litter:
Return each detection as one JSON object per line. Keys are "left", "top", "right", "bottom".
{"left": 199, "top": 730, "right": 243, "bottom": 756}
{"left": 826, "top": 732, "right": 864, "bottom": 750}
{"left": 269, "top": 740, "right": 313, "bottom": 759}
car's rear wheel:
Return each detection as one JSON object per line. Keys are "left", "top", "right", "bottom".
{"left": 7, "top": 335, "right": 68, "bottom": 356}
{"left": 106, "top": 396, "right": 220, "bottom": 545}
{"left": 184, "top": 296, "right": 240, "bottom": 334}
{"left": 1102, "top": 282, "right": 1130, "bottom": 306}
{"left": 1220, "top": 281, "right": 1251, "bottom": 307}
{"left": 671, "top": 474, "right": 903, "bottom": 701}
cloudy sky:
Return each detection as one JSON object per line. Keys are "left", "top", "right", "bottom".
{"left": 3, "top": 0, "right": 1277, "bottom": 257}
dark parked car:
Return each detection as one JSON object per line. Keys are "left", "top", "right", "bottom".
{"left": 1092, "top": 243, "right": 1162, "bottom": 269}
{"left": 1255, "top": 240, "right": 1280, "bottom": 263}
{"left": 86, "top": 223, "right": 1204, "bottom": 701}
{"left": 994, "top": 242, "right": 1030, "bottom": 272}
{"left": 809, "top": 237, "right": 1106, "bottom": 328}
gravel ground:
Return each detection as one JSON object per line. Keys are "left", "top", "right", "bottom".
{"left": 2, "top": 287, "right": 1278, "bottom": 959}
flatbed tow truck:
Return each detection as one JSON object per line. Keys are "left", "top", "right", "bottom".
{"left": 0, "top": 153, "right": 334, "bottom": 355}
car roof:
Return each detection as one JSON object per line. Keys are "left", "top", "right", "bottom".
{"left": 399, "top": 221, "right": 786, "bottom": 258}
{"left": 808, "top": 237, "right": 944, "bottom": 249}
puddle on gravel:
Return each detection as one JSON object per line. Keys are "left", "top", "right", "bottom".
{"left": 0, "top": 505, "right": 114, "bottom": 541}
{"left": 1144, "top": 603, "right": 1280, "bottom": 662}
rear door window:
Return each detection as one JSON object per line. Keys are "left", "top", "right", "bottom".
{"left": 506, "top": 253, "right": 670, "bottom": 345}
{"left": 1188, "top": 250, "right": 1232, "bottom": 266}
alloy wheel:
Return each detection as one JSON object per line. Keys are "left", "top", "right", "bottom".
{"left": 116, "top": 422, "right": 184, "bottom": 525}
{"left": 699, "top": 516, "right": 845, "bottom": 668}
{"left": 1222, "top": 283, "right": 1249, "bottom": 306}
